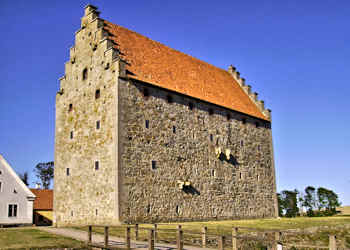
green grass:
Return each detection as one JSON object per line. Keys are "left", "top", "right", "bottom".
{"left": 0, "top": 228, "right": 85, "bottom": 249}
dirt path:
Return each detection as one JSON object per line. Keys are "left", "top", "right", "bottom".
{"left": 38, "top": 227, "right": 212, "bottom": 250}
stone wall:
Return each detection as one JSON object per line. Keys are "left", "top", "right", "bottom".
{"left": 53, "top": 8, "right": 121, "bottom": 227}
{"left": 118, "top": 80, "right": 277, "bottom": 223}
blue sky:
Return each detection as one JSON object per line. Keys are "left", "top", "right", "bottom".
{"left": 0, "top": 0, "right": 349, "bottom": 205}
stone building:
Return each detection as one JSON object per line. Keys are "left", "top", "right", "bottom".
{"left": 54, "top": 5, "right": 278, "bottom": 227}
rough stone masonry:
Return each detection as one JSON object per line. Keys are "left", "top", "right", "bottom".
{"left": 53, "top": 5, "right": 278, "bottom": 227}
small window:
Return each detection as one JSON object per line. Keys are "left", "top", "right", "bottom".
{"left": 151, "top": 161, "right": 157, "bottom": 170}
{"left": 188, "top": 102, "right": 194, "bottom": 110}
{"left": 0, "top": 170, "right": 2, "bottom": 174}
{"left": 240, "top": 172, "right": 242, "bottom": 179}
{"left": 66, "top": 168, "right": 70, "bottom": 176}
{"left": 13, "top": 189, "right": 17, "bottom": 194}
{"left": 96, "top": 209, "right": 98, "bottom": 216}
{"left": 242, "top": 118, "right": 246, "bottom": 124}
{"left": 70, "top": 131, "right": 74, "bottom": 139}
{"left": 96, "top": 120, "right": 100, "bottom": 130}
{"left": 8, "top": 204, "right": 17, "bottom": 217}
{"left": 95, "top": 161, "right": 99, "bottom": 170}
{"left": 143, "top": 88, "right": 149, "bottom": 98}
{"left": 208, "top": 109, "right": 214, "bottom": 115}
{"left": 82, "top": 68, "right": 88, "bottom": 80}
{"left": 145, "top": 120, "right": 149, "bottom": 129}
{"left": 0, "top": 182, "right": 2, "bottom": 192}
{"left": 146, "top": 204, "right": 151, "bottom": 214}
{"left": 240, "top": 140, "right": 244, "bottom": 147}
{"left": 210, "top": 134, "right": 213, "bottom": 142}
{"left": 166, "top": 95, "right": 172, "bottom": 103}
{"left": 68, "top": 104, "right": 73, "bottom": 112}
{"left": 173, "top": 126, "right": 176, "bottom": 134}
{"left": 226, "top": 113, "right": 231, "bottom": 121}
{"left": 95, "top": 89, "right": 100, "bottom": 99}
{"left": 211, "top": 169, "right": 216, "bottom": 177}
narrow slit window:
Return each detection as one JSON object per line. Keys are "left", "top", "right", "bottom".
{"left": 96, "top": 209, "right": 98, "bottom": 216}
{"left": 96, "top": 120, "right": 100, "bottom": 130}
{"left": 68, "top": 104, "right": 73, "bottom": 112}
{"left": 82, "top": 68, "right": 88, "bottom": 80}
{"left": 176, "top": 205, "right": 180, "bottom": 215}
{"left": 70, "top": 131, "right": 73, "bottom": 139}
{"left": 210, "top": 134, "right": 213, "bottom": 142}
{"left": 66, "top": 168, "right": 70, "bottom": 176}
{"left": 145, "top": 120, "right": 149, "bottom": 129}
{"left": 143, "top": 88, "right": 149, "bottom": 98}
{"left": 95, "top": 161, "right": 99, "bottom": 170}
{"left": 173, "top": 126, "right": 176, "bottom": 134}
{"left": 240, "top": 140, "right": 244, "bottom": 147}
{"left": 240, "top": 172, "right": 242, "bottom": 179}
{"left": 211, "top": 169, "right": 216, "bottom": 177}
{"left": 151, "top": 160, "right": 157, "bottom": 170}
{"left": 95, "top": 89, "right": 100, "bottom": 99}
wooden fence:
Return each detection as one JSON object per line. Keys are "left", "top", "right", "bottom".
{"left": 86, "top": 224, "right": 339, "bottom": 250}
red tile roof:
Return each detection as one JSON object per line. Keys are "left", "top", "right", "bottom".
{"left": 30, "top": 189, "right": 53, "bottom": 210}
{"left": 104, "top": 20, "right": 268, "bottom": 121}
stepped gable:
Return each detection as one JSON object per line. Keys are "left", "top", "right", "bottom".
{"left": 103, "top": 20, "right": 268, "bottom": 121}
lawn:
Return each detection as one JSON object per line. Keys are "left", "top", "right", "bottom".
{"left": 0, "top": 227, "right": 85, "bottom": 249}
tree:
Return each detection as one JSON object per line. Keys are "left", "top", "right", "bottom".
{"left": 279, "top": 189, "right": 299, "bottom": 217}
{"left": 19, "top": 172, "right": 29, "bottom": 186}
{"left": 34, "top": 161, "right": 54, "bottom": 189}
{"left": 277, "top": 193, "right": 284, "bottom": 217}
{"left": 317, "top": 187, "right": 341, "bottom": 214}
{"left": 303, "top": 186, "right": 316, "bottom": 216}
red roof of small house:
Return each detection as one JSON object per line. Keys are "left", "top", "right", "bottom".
{"left": 103, "top": 20, "right": 268, "bottom": 121}
{"left": 30, "top": 189, "right": 53, "bottom": 210}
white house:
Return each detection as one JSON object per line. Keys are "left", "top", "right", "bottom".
{"left": 0, "top": 154, "right": 35, "bottom": 226}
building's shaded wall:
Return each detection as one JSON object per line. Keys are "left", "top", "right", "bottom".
{"left": 118, "top": 80, "right": 277, "bottom": 223}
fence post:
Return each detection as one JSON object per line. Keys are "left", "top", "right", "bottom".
{"left": 274, "top": 231, "right": 282, "bottom": 250}
{"left": 135, "top": 223, "right": 139, "bottom": 240}
{"left": 329, "top": 235, "right": 336, "bottom": 250}
{"left": 232, "top": 227, "right": 238, "bottom": 250}
{"left": 202, "top": 226, "right": 207, "bottom": 248}
{"left": 218, "top": 235, "right": 225, "bottom": 250}
{"left": 148, "top": 229, "right": 154, "bottom": 250}
{"left": 104, "top": 226, "right": 109, "bottom": 247}
{"left": 88, "top": 225, "right": 92, "bottom": 244}
{"left": 153, "top": 224, "right": 157, "bottom": 243}
{"left": 126, "top": 226, "right": 131, "bottom": 250}
{"left": 177, "top": 229, "right": 183, "bottom": 250}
